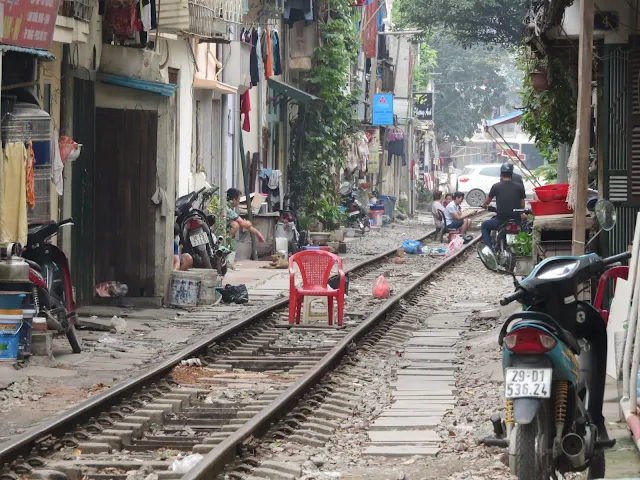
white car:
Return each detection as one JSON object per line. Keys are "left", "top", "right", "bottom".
{"left": 458, "top": 163, "right": 543, "bottom": 207}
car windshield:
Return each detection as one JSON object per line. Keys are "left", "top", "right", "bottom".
{"left": 462, "top": 167, "right": 477, "bottom": 175}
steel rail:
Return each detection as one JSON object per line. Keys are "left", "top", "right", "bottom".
{"left": 0, "top": 222, "right": 453, "bottom": 463}
{"left": 182, "top": 232, "right": 483, "bottom": 480}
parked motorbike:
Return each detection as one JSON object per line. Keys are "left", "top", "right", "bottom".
{"left": 175, "top": 186, "right": 227, "bottom": 276}
{"left": 278, "top": 193, "right": 302, "bottom": 253}
{"left": 480, "top": 199, "right": 626, "bottom": 479}
{"left": 477, "top": 205, "right": 532, "bottom": 274}
{"left": 23, "top": 219, "right": 82, "bottom": 353}
{"left": 339, "top": 180, "right": 368, "bottom": 233}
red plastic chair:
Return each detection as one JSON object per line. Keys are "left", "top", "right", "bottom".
{"left": 288, "top": 250, "right": 346, "bottom": 327}
{"left": 593, "top": 266, "right": 629, "bottom": 326}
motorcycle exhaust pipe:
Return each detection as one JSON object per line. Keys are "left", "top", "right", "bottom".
{"left": 561, "top": 433, "right": 586, "bottom": 468}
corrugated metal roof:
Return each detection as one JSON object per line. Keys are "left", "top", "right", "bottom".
{"left": 0, "top": 44, "right": 55, "bottom": 60}
{"left": 96, "top": 73, "right": 177, "bottom": 97}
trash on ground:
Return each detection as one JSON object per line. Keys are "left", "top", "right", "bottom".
{"left": 445, "top": 235, "right": 464, "bottom": 257}
{"left": 401, "top": 239, "right": 423, "bottom": 254}
{"left": 169, "top": 454, "right": 204, "bottom": 473}
{"left": 110, "top": 315, "right": 127, "bottom": 334}
{"left": 218, "top": 284, "right": 249, "bottom": 304}
{"left": 372, "top": 275, "right": 390, "bottom": 299}
{"left": 96, "top": 281, "right": 129, "bottom": 297}
{"left": 181, "top": 358, "right": 202, "bottom": 367}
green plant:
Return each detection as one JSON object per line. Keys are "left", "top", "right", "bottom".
{"left": 208, "top": 194, "right": 236, "bottom": 252}
{"left": 287, "top": 0, "right": 360, "bottom": 216}
{"left": 317, "top": 199, "right": 347, "bottom": 231}
{"left": 511, "top": 232, "right": 533, "bottom": 257}
{"left": 416, "top": 183, "right": 433, "bottom": 203}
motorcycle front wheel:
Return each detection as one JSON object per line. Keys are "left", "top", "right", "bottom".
{"left": 66, "top": 323, "right": 82, "bottom": 354}
{"left": 514, "top": 402, "right": 553, "bottom": 480}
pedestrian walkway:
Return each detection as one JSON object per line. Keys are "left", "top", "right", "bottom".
{"left": 364, "top": 304, "right": 477, "bottom": 456}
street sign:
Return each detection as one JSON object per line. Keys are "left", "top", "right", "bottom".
{"left": 413, "top": 92, "right": 433, "bottom": 121}
{"left": 1, "top": 0, "right": 60, "bottom": 50}
{"left": 372, "top": 93, "right": 394, "bottom": 126}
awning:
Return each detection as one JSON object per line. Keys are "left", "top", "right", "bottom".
{"left": 96, "top": 73, "right": 177, "bottom": 97}
{"left": 193, "top": 77, "right": 237, "bottom": 95}
{"left": 267, "top": 78, "right": 321, "bottom": 105}
{"left": 0, "top": 44, "right": 55, "bottom": 61}
{"left": 483, "top": 110, "right": 523, "bottom": 130}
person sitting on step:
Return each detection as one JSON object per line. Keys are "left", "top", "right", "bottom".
{"left": 226, "top": 188, "right": 266, "bottom": 243}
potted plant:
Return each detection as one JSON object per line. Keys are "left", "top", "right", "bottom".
{"left": 313, "top": 199, "right": 347, "bottom": 242}
{"left": 530, "top": 61, "right": 549, "bottom": 92}
{"left": 511, "top": 232, "right": 534, "bottom": 275}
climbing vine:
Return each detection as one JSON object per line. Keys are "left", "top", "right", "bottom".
{"left": 288, "top": 0, "right": 360, "bottom": 217}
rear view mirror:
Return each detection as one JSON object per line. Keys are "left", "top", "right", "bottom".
{"left": 477, "top": 244, "right": 499, "bottom": 272}
{"left": 595, "top": 200, "right": 616, "bottom": 231}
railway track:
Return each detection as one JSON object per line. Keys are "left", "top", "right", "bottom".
{"left": 0, "top": 217, "right": 488, "bottom": 480}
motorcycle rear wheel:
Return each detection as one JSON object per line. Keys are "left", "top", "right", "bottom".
{"left": 514, "top": 405, "right": 553, "bottom": 479}
{"left": 587, "top": 450, "right": 605, "bottom": 479}
{"left": 196, "top": 245, "right": 212, "bottom": 269}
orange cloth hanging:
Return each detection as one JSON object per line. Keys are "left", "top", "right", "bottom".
{"left": 26, "top": 141, "right": 35, "bottom": 209}
{"left": 265, "top": 29, "right": 274, "bottom": 79}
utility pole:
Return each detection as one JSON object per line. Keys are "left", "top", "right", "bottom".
{"left": 571, "top": 0, "right": 594, "bottom": 256}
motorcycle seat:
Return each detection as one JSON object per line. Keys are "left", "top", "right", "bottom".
{"left": 28, "top": 220, "right": 56, "bottom": 235}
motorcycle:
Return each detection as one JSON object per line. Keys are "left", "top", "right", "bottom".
{"left": 339, "top": 180, "right": 368, "bottom": 233}
{"left": 278, "top": 193, "right": 302, "bottom": 254}
{"left": 23, "top": 219, "right": 82, "bottom": 353}
{"left": 477, "top": 205, "right": 533, "bottom": 274}
{"left": 480, "top": 199, "right": 626, "bottom": 479}
{"left": 175, "top": 186, "right": 228, "bottom": 277}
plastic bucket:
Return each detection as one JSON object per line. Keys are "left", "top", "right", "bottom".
{"left": 370, "top": 209, "right": 383, "bottom": 227}
{"left": 0, "top": 314, "right": 23, "bottom": 361}
{"left": 169, "top": 271, "right": 201, "bottom": 308}
{"left": 0, "top": 294, "right": 25, "bottom": 310}
{"left": 379, "top": 195, "right": 397, "bottom": 219}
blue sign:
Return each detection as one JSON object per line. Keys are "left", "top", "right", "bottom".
{"left": 372, "top": 93, "right": 394, "bottom": 126}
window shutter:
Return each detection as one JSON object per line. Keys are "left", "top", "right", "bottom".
{"left": 628, "top": 41, "right": 640, "bottom": 204}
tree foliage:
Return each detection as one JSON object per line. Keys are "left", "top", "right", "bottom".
{"left": 287, "top": 0, "right": 360, "bottom": 216}
{"left": 396, "top": 0, "right": 528, "bottom": 47}
{"left": 413, "top": 43, "right": 438, "bottom": 92}
{"left": 432, "top": 39, "right": 510, "bottom": 144}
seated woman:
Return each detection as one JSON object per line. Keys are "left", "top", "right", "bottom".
{"left": 226, "top": 188, "right": 266, "bottom": 243}
{"left": 173, "top": 237, "right": 193, "bottom": 271}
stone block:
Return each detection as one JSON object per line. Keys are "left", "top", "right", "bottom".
{"left": 31, "top": 332, "right": 53, "bottom": 356}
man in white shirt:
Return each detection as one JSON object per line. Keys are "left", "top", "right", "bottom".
{"left": 444, "top": 191, "right": 471, "bottom": 233}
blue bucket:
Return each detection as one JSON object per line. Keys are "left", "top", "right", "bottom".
{"left": 0, "top": 315, "right": 23, "bottom": 361}
{"left": 379, "top": 195, "right": 397, "bottom": 219}
{"left": 0, "top": 294, "right": 25, "bottom": 310}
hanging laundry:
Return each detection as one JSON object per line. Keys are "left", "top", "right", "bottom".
{"left": 240, "top": 89, "right": 251, "bottom": 132}
{"left": 272, "top": 30, "right": 282, "bottom": 75}
{"left": 1, "top": 143, "right": 28, "bottom": 246}
{"left": 268, "top": 169, "right": 284, "bottom": 210}
{"left": 256, "top": 27, "right": 263, "bottom": 77}
{"left": 387, "top": 137, "right": 406, "bottom": 166}
{"left": 265, "top": 29, "right": 274, "bottom": 79}
{"left": 250, "top": 28, "right": 260, "bottom": 86}
{"left": 51, "top": 129, "right": 64, "bottom": 196}
{"left": 283, "top": 0, "right": 313, "bottom": 28}
{"left": 26, "top": 141, "right": 35, "bottom": 209}
{"left": 106, "top": 0, "right": 137, "bottom": 44}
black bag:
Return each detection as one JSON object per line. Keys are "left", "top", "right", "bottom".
{"left": 221, "top": 284, "right": 249, "bottom": 304}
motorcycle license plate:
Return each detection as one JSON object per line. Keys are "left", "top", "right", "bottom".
{"left": 189, "top": 232, "right": 208, "bottom": 247}
{"left": 506, "top": 234, "right": 516, "bottom": 245}
{"left": 504, "top": 368, "right": 552, "bottom": 399}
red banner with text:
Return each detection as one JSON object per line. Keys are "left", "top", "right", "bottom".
{"left": 2, "top": 0, "right": 61, "bottom": 50}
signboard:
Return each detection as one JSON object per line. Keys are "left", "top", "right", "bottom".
{"left": 2, "top": 0, "right": 60, "bottom": 50}
{"left": 413, "top": 92, "right": 433, "bottom": 121}
{"left": 372, "top": 93, "right": 394, "bottom": 126}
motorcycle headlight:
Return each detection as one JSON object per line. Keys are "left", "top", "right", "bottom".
{"left": 537, "top": 261, "right": 579, "bottom": 280}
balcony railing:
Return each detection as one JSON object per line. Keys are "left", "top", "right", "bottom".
{"left": 159, "top": 0, "right": 243, "bottom": 41}
{"left": 58, "top": 0, "right": 95, "bottom": 23}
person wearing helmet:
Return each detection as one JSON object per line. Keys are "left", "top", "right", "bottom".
{"left": 480, "top": 162, "right": 525, "bottom": 250}
{"left": 499, "top": 161, "right": 524, "bottom": 186}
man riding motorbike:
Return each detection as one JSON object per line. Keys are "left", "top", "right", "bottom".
{"left": 480, "top": 162, "right": 525, "bottom": 251}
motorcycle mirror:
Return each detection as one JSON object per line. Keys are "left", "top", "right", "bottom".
{"left": 595, "top": 199, "right": 616, "bottom": 231}
{"left": 477, "top": 243, "right": 499, "bottom": 272}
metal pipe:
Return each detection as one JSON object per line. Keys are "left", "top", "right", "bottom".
{"left": 561, "top": 433, "right": 586, "bottom": 468}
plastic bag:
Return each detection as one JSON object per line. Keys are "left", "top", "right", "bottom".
{"left": 445, "top": 235, "right": 464, "bottom": 257}
{"left": 372, "top": 275, "right": 390, "bottom": 299}
{"left": 401, "top": 239, "right": 423, "bottom": 255}
{"left": 219, "top": 284, "right": 249, "bottom": 304}
{"left": 170, "top": 454, "right": 204, "bottom": 473}
{"left": 95, "top": 281, "right": 129, "bottom": 297}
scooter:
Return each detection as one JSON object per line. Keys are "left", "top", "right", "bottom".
{"left": 278, "top": 193, "right": 302, "bottom": 254}
{"left": 339, "top": 180, "right": 368, "bottom": 233}
{"left": 477, "top": 206, "right": 532, "bottom": 274}
{"left": 480, "top": 199, "right": 627, "bottom": 479}
{"left": 23, "top": 219, "right": 82, "bottom": 353}
{"left": 175, "top": 187, "right": 227, "bottom": 276}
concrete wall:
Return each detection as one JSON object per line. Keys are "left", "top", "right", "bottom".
{"left": 552, "top": 0, "right": 635, "bottom": 44}
{"left": 95, "top": 83, "right": 175, "bottom": 300}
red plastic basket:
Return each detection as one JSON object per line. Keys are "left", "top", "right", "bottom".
{"left": 534, "top": 183, "right": 569, "bottom": 202}
{"left": 530, "top": 200, "right": 572, "bottom": 216}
